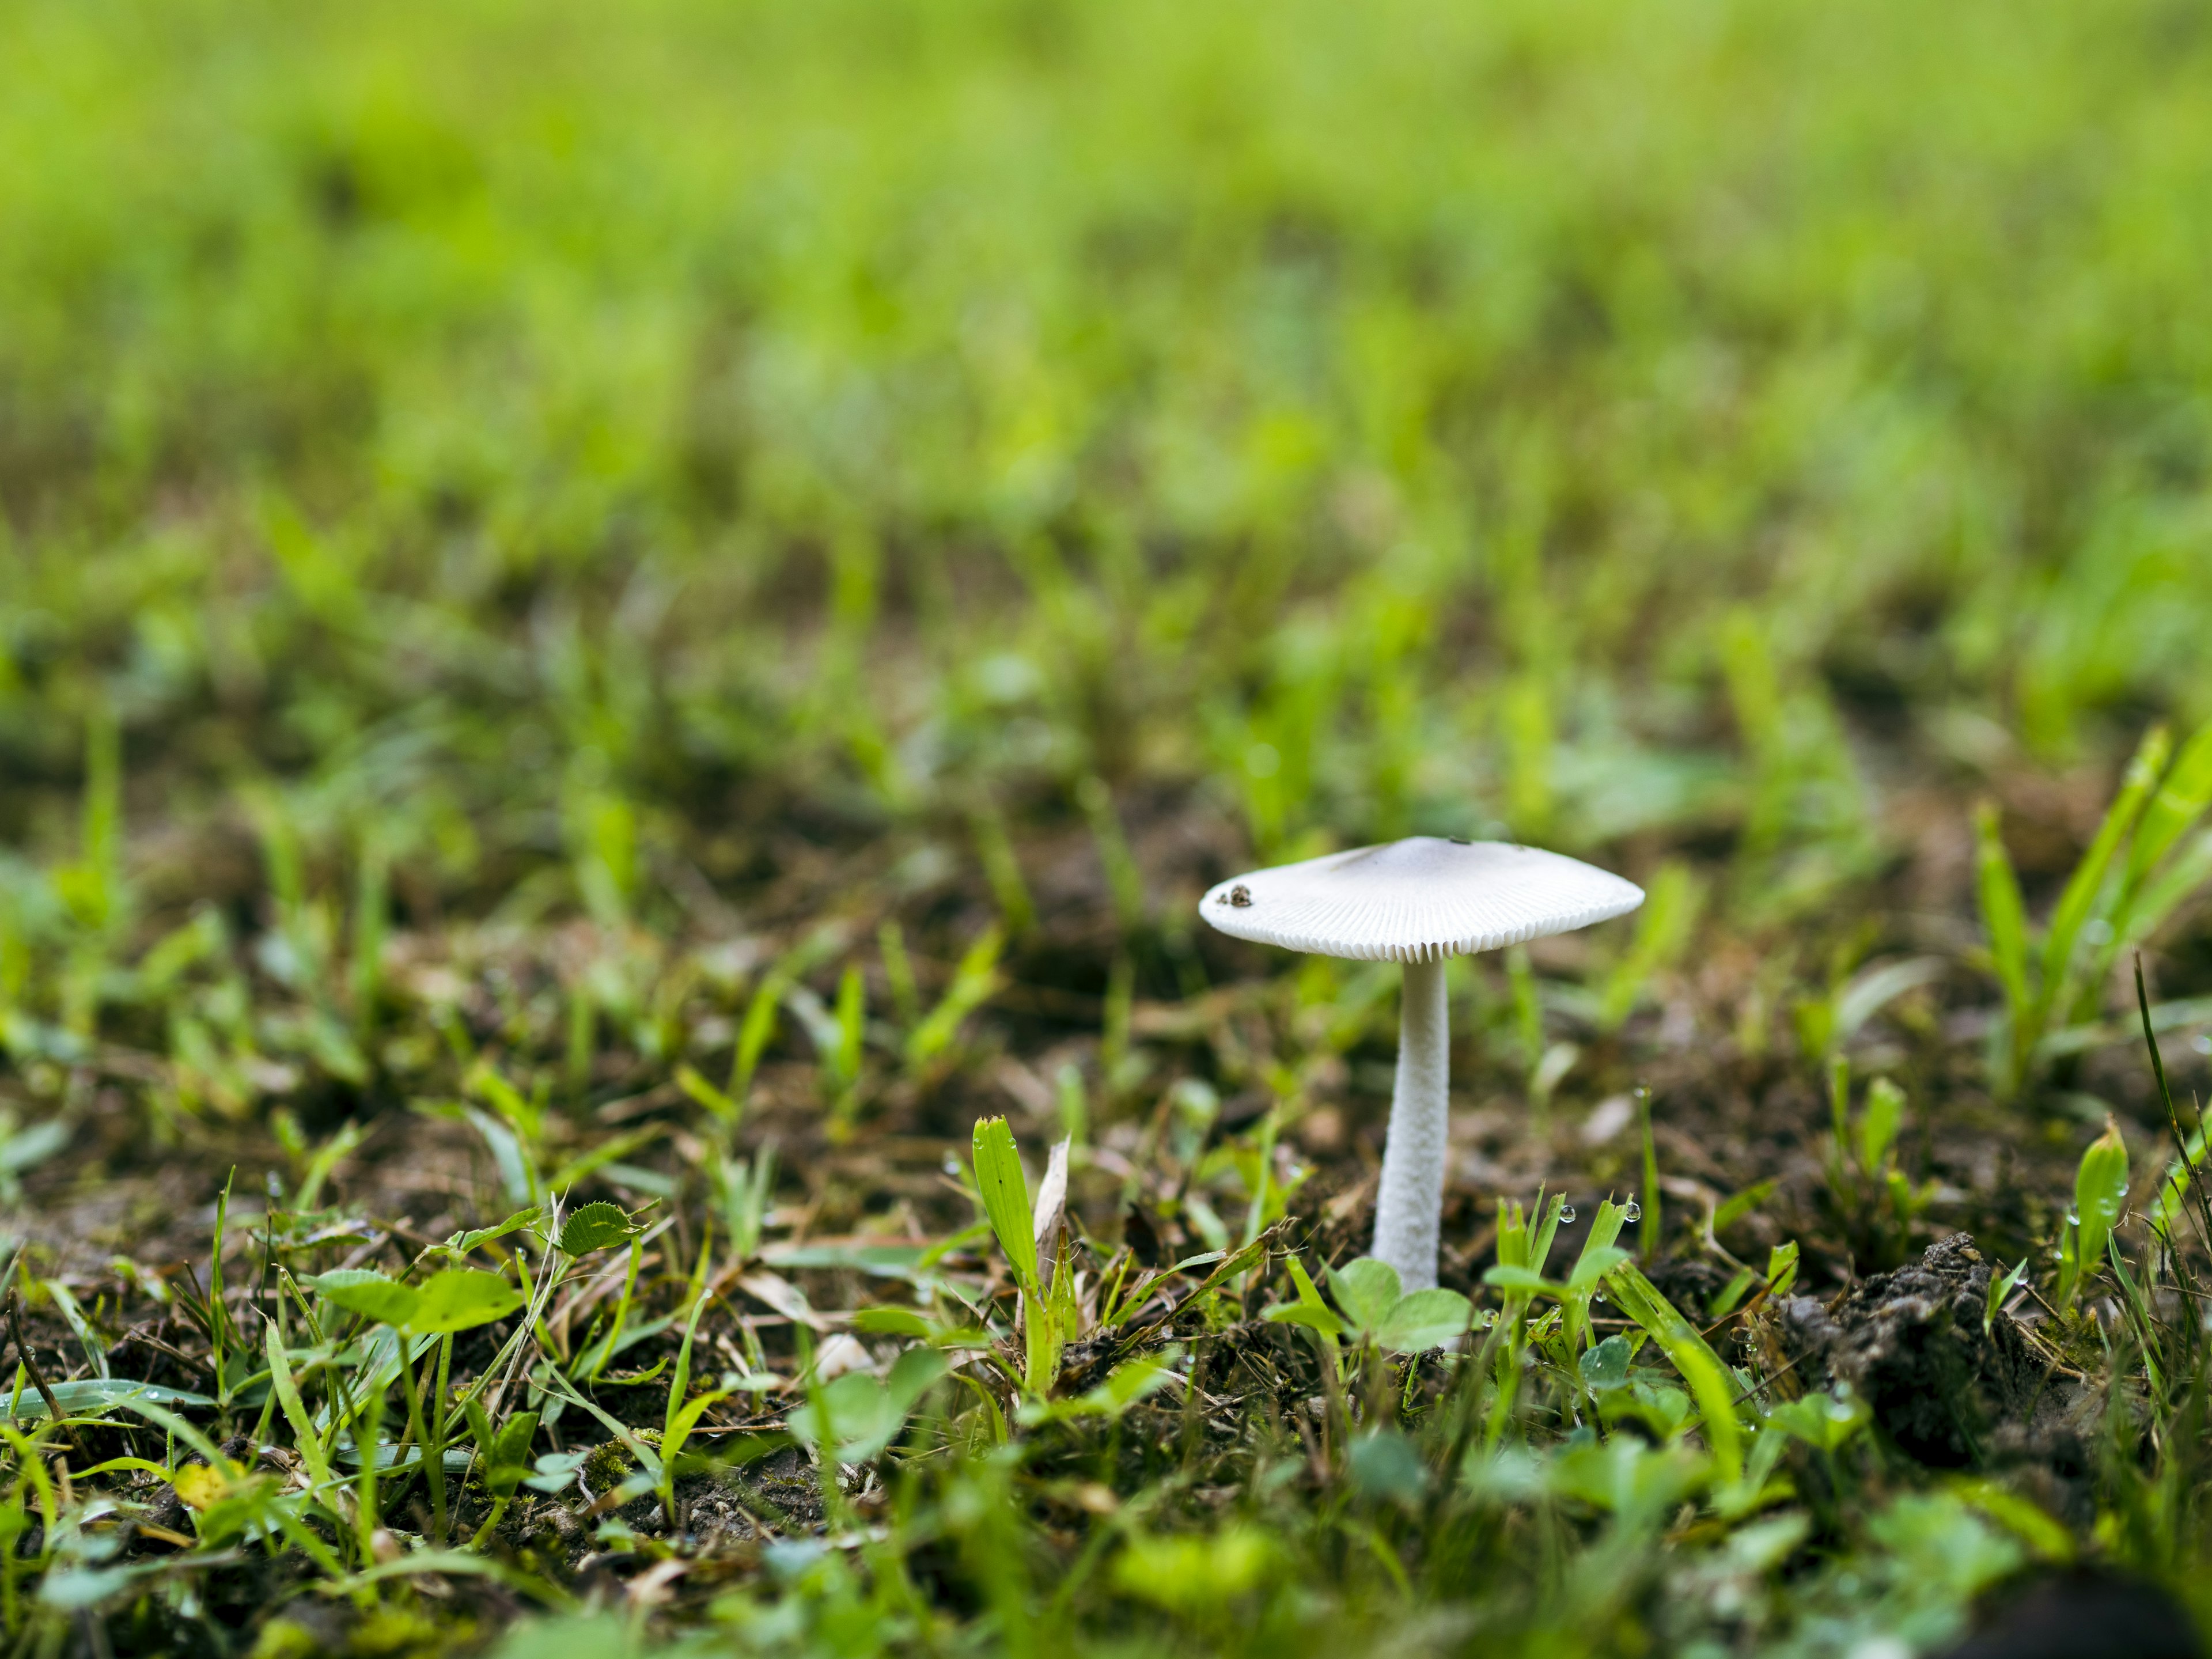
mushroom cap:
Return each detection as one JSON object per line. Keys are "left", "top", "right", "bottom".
{"left": 1198, "top": 836, "right": 1644, "bottom": 963}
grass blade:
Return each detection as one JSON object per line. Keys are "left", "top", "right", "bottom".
{"left": 971, "top": 1116, "right": 1037, "bottom": 1293}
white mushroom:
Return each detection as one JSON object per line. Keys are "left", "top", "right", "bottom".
{"left": 1198, "top": 836, "right": 1643, "bottom": 1291}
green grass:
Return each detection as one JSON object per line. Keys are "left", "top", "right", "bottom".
{"left": 3, "top": 0, "right": 2212, "bottom": 1653}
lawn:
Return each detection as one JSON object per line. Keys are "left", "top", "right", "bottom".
{"left": 3, "top": 0, "right": 2212, "bottom": 1653}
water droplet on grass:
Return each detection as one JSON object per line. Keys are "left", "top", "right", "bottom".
{"left": 1559, "top": 1203, "right": 1577, "bottom": 1223}
{"left": 2065, "top": 1206, "right": 2080, "bottom": 1225}
{"left": 1622, "top": 1199, "right": 1642, "bottom": 1222}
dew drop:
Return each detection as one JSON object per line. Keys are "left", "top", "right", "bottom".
{"left": 1559, "top": 1204, "right": 1578, "bottom": 1224}
{"left": 1592, "top": 1291, "right": 1607, "bottom": 1305}
{"left": 1827, "top": 1398, "right": 1855, "bottom": 1422}
{"left": 1622, "top": 1199, "right": 1642, "bottom": 1223}
{"left": 2065, "top": 1206, "right": 2081, "bottom": 1226}
{"left": 1832, "top": 1380, "right": 1853, "bottom": 1400}
{"left": 942, "top": 1156, "right": 961, "bottom": 1176}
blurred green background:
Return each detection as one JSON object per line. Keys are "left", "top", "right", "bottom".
{"left": 5, "top": 0, "right": 2211, "bottom": 934}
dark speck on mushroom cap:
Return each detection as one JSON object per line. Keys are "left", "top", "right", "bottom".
{"left": 1197, "top": 836, "right": 1644, "bottom": 962}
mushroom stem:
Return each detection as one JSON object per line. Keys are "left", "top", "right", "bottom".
{"left": 1373, "top": 956, "right": 1449, "bottom": 1291}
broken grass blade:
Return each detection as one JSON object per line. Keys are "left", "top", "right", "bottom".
{"left": 1601, "top": 1260, "right": 1745, "bottom": 1484}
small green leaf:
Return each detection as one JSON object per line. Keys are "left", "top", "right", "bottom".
{"left": 789, "top": 1347, "right": 949, "bottom": 1465}
{"left": 1017, "top": 1346, "right": 1185, "bottom": 1426}
{"left": 971, "top": 1116, "right": 1038, "bottom": 1292}
{"left": 675, "top": 1062, "right": 740, "bottom": 1123}
{"left": 1975, "top": 804, "right": 2031, "bottom": 1025}
{"left": 1092, "top": 1350, "right": 1180, "bottom": 1410}
{"left": 557, "top": 1200, "right": 640, "bottom": 1256}
{"left": 2065, "top": 1119, "right": 2132, "bottom": 1308}
{"left": 1265, "top": 1258, "right": 1347, "bottom": 1339}
{"left": 1325, "top": 1257, "right": 1402, "bottom": 1335}
{"left": 1768, "top": 1391, "right": 1864, "bottom": 1453}
{"left": 1984, "top": 1259, "right": 2028, "bottom": 1334}
{"left": 1376, "top": 1287, "right": 1472, "bottom": 1354}
{"left": 1766, "top": 1240, "right": 1800, "bottom": 1301}
{"left": 486, "top": 1410, "right": 541, "bottom": 1498}
{"left": 1709, "top": 1181, "right": 1774, "bottom": 1241}
{"left": 1708, "top": 1266, "right": 1759, "bottom": 1320}
{"left": 1347, "top": 1428, "right": 1429, "bottom": 1505}
{"left": 409, "top": 1268, "right": 525, "bottom": 1334}
{"left": 306, "top": 1269, "right": 419, "bottom": 1328}
{"left": 522, "top": 1449, "right": 590, "bottom": 1493}
{"left": 1579, "top": 1334, "right": 1632, "bottom": 1392}
{"left": 1264, "top": 1301, "right": 1347, "bottom": 1337}
{"left": 1859, "top": 1077, "right": 1907, "bottom": 1173}
{"left": 2040, "top": 725, "right": 2167, "bottom": 1016}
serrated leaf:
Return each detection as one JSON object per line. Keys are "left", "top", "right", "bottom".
{"left": 409, "top": 1268, "right": 524, "bottom": 1334}
{"left": 557, "top": 1200, "right": 639, "bottom": 1256}
{"left": 306, "top": 1268, "right": 419, "bottom": 1328}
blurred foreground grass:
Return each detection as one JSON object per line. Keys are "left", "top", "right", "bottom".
{"left": 3, "top": 0, "right": 2212, "bottom": 1654}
